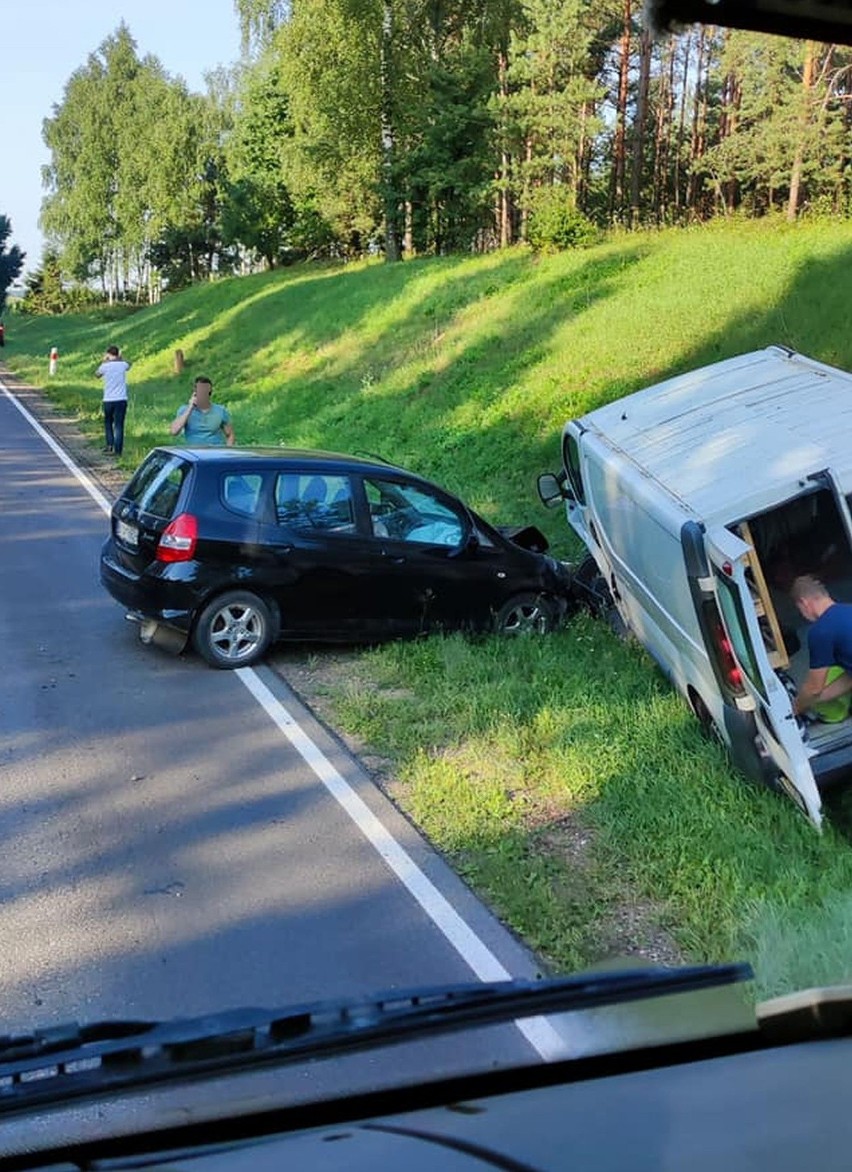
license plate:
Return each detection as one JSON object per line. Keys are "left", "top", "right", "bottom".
{"left": 116, "top": 518, "right": 138, "bottom": 547}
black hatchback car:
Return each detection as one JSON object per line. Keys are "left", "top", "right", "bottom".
{"left": 100, "top": 447, "right": 573, "bottom": 668}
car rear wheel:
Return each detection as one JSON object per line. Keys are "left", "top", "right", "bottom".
{"left": 494, "top": 593, "right": 557, "bottom": 635}
{"left": 193, "top": 591, "right": 274, "bottom": 669}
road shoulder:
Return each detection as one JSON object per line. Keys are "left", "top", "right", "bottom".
{"left": 0, "top": 365, "right": 128, "bottom": 500}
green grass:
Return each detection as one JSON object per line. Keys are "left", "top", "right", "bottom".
{"left": 8, "top": 216, "right": 852, "bottom": 997}
{"left": 327, "top": 623, "right": 852, "bottom": 990}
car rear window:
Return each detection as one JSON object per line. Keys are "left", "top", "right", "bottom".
{"left": 123, "top": 452, "right": 189, "bottom": 519}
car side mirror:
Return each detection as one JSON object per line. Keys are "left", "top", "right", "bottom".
{"left": 537, "top": 472, "right": 571, "bottom": 508}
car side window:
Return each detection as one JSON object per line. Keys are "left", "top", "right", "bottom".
{"left": 222, "top": 473, "right": 263, "bottom": 517}
{"left": 275, "top": 473, "right": 356, "bottom": 534}
{"left": 364, "top": 477, "right": 464, "bottom": 546}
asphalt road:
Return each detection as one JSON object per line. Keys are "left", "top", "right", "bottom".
{"left": 0, "top": 378, "right": 572, "bottom": 1099}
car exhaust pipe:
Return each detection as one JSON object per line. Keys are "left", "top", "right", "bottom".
{"left": 125, "top": 612, "right": 188, "bottom": 655}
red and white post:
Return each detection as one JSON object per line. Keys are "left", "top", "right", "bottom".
{"left": 49, "top": 346, "right": 58, "bottom": 376}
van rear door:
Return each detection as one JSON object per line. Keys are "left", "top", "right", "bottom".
{"left": 703, "top": 525, "right": 823, "bottom": 828}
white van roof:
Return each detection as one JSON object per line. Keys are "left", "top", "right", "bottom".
{"left": 579, "top": 346, "right": 852, "bottom": 523}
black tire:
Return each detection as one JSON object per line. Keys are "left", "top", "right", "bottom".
{"left": 690, "top": 691, "right": 726, "bottom": 750}
{"left": 192, "top": 590, "right": 274, "bottom": 669}
{"left": 571, "top": 554, "right": 626, "bottom": 637}
{"left": 572, "top": 554, "right": 611, "bottom": 616}
{"left": 494, "top": 593, "right": 557, "bottom": 635}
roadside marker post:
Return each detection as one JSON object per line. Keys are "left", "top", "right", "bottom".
{"left": 49, "top": 346, "right": 58, "bottom": 376}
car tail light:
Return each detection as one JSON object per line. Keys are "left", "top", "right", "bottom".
{"left": 156, "top": 513, "right": 198, "bottom": 562}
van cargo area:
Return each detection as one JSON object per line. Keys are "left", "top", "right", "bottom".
{"left": 735, "top": 485, "right": 852, "bottom": 782}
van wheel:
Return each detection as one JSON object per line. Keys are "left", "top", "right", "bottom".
{"left": 495, "top": 594, "right": 557, "bottom": 635}
{"left": 691, "top": 693, "right": 725, "bottom": 749}
{"left": 193, "top": 590, "right": 274, "bottom": 669}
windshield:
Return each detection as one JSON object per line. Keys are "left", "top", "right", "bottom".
{"left": 2, "top": 0, "right": 852, "bottom": 1158}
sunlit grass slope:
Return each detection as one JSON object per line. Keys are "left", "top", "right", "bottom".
{"left": 9, "top": 216, "right": 852, "bottom": 997}
{"left": 12, "top": 217, "right": 852, "bottom": 550}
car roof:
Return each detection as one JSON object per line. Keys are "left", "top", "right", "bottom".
{"left": 577, "top": 346, "right": 852, "bottom": 524}
{"left": 155, "top": 446, "right": 411, "bottom": 477}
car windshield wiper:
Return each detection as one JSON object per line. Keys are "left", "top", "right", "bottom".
{"left": 0, "top": 963, "right": 750, "bottom": 1114}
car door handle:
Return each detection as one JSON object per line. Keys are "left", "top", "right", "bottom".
{"left": 382, "top": 550, "right": 406, "bottom": 564}
{"left": 272, "top": 544, "right": 294, "bottom": 555}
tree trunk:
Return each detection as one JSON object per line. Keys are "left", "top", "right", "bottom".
{"left": 787, "top": 41, "right": 817, "bottom": 222}
{"left": 498, "top": 50, "right": 512, "bottom": 248}
{"left": 610, "top": 0, "right": 632, "bottom": 222}
{"left": 380, "top": 0, "right": 401, "bottom": 263}
{"left": 686, "top": 26, "right": 708, "bottom": 216}
{"left": 630, "top": 23, "right": 653, "bottom": 225}
{"left": 718, "top": 39, "right": 742, "bottom": 213}
{"left": 673, "top": 30, "right": 691, "bottom": 215}
{"left": 652, "top": 35, "right": 676, "bottom": 222}
{"left": 577, "top": 100, "right": 589, "bottom": 212}
{"left": 839, "top": 68, "right": 852, "bottom": 213}
{"left": 520, "top": 138, "right": 533, "bottom": 241}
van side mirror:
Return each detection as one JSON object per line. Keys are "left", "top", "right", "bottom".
{"left": 537, "top": 472, "right": 572, "bottom": 508}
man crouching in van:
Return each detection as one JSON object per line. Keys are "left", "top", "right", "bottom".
{"left": 791, "top": 576, "right": 852, "bottom": 720}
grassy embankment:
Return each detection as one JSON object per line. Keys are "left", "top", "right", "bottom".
{"left": 7, "top": 217, "right": 852, "bottom": 997}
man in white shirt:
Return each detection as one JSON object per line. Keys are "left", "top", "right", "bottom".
{"left": 95, "top": 345, "right": 131, "bottom": 455}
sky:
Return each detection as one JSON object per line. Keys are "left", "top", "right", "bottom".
{"left": 1, "top": 0, "right": 243, "bottom": 278}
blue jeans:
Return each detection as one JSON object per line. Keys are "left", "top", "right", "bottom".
{"left": 103, "top": 400, "right": 127, "bottom": 454}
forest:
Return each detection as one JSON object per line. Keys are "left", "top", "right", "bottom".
{"left": 26, "top": 0, "right": 852, "bottom": 306}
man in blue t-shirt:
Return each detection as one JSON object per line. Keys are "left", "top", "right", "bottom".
{"left": 791, "top": 575, "right": 852, "bottom": 718}
{"left": 170, "top": 376, "right": 235, "bottom": 446}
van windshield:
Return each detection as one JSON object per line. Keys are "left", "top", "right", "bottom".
{"left": 562, "top": 431, "right": 586, "bottom": 504}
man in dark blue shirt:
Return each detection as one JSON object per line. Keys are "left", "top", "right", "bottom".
{"left": 791, "top": 575, "right": 852, "bottom": 718}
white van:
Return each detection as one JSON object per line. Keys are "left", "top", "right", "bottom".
{"left": 538, "top": 345, "right": 852, "bottom": 828}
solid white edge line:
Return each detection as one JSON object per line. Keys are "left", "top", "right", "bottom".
{"left": 236, "top": 667, "right": 568, "bottom": 1062}
{"left": 1, "top": 379, "right": 113, "bottom": 516}
{"left": 1, "top": 375, "right": 567, "bottom": 1062}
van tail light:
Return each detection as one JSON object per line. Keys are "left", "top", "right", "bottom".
{"left": 711, "top": 618, "right": 745, "bottom": 692}
{"left": 156, "top": 513, "right": 198, "bottom": 563}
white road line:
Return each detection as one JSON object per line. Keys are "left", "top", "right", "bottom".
{"left": 2, "top": 375, "right": 568, "bottom": 1062}
{"left": 1, "top": 381, "right": 113, "bottom": 515}
{"left": 234, "top": 668, "right": 567, "bottom": 1061}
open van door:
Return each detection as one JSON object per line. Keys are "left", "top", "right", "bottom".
{"left": 703, "top": 525, "right": 823, "bottom": 828}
